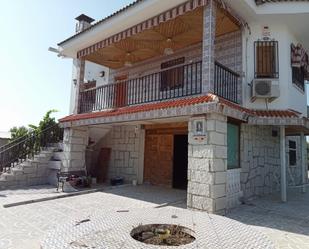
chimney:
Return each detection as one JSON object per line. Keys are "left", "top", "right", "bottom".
{"left": 75, "top": 14, "right": 95, "bottom": 33}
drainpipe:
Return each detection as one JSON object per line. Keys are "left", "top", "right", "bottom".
{"left": 301, "top": 132, "right": 307, "bottom": 193}
{"left": 280, "top": 126, "right": 287, "bottom": 202}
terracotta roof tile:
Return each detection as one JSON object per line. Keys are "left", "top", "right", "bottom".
{"left": 59, "top": 94, "right": 303, "bottom": 124}
{"left": 252, "top": 109, "right": 300, "bottom": 118}
{"left": 59, "top": 94, "right": 219, "bottom": 123}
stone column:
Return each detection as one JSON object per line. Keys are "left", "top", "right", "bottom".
{"left": 71, "top": 59, "right": 85, "bottom": 114}
{"left": 280, "top": 126, "right": 287, "bottom": 202}
{"left": 62, "top": 127, "right": 89, "bottom": 172}
{"left": 187, "top": 113, "right": 227, "bottom": 214}
{"left": 202, "top": 0, "right": 216, "bottom": 94}
{"left": 300, "top": 132, "right": 307, "bottom": 193}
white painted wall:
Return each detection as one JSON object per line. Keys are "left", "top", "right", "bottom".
{"left": 242, "top": 23, "right": 307, "bottom": 115}
{"left": 69, "top": 59, "right": 78, "bottom": 114}
{"left": 84, "top": 61, "right": 109, "bottom": 87}
{"left": 69, "top": 60, "right": 109, "bottom": 114}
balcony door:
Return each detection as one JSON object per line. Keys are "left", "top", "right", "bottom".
{"left": 114, "top": 74, "right": 128, "bottom": 108}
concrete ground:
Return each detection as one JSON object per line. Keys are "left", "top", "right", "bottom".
{"left": 0, "top": 185, "right": 308, "bottom": 248}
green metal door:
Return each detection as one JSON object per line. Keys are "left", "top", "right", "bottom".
{"left": 227, "top": 123, "right": 240, "bottom": 169}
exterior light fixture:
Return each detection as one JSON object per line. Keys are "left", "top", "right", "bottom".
{"left": 124, "top": 52, "right": 133, "bottom": 67}
{"left": 164, "top": 38, "right": 174, "bottom": 55}
{"left": 100, "top": 71, "right": 105, "bottom": 77}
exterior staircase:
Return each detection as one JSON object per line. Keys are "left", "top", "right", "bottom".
{"left": 0, "top": 125, "right": 63, "bottom": 189}
{"left": 0, "top": 143, "right": 64, "bottom": 189}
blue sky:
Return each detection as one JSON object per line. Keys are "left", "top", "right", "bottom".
{"left": 0, "top": 0, "right": 133, "bottom": 132}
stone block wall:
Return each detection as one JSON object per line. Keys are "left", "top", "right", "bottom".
{"left": 94, "top": 125, "right": 144, "bottom": 183}
{"left": 240, "top": 125, "right": 304, "bottom": 200}
{"left": 187, "top": 113, "right": 227, "bottom": 214}
{"left": 62, "top": 127, "right": 89, "bottom": 172}
{"left": 240, "top": 125, "right": 280, "bottom": 199}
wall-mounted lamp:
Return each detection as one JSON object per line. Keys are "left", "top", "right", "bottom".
{"left": 73, "top": 79, "right": 77, "bottom": 85}
{"left": 100, "top": 71, "right": 105, "bottom": 77}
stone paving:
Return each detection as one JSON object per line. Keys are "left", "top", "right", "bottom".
{"left": 0, "top": 185, "right": 308, "bottom": 248}
{"left": 226, "top": 188, "right": 309, "bottom": 249}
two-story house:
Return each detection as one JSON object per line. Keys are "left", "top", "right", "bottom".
{"left": 56, "top": 0, "right": 309, "bottom": 214}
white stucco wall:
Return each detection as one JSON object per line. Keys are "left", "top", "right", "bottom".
{"left": 242, "top": 23, "right": 307, "bottom": 115}
{"left": 69, "top": 60, "right": 109, "bottom": 114}
{"left": 84, "top": 61, "right": 109, "bottom": 87}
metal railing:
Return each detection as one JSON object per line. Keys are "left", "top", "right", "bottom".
{"left": 214, "top": 61, "right": 240, "bottom": 103}
{"left": 0, "top": 125, "right": 63, "bottom": 172}
{"left": 79, "top": 61, "right": 203, "bottom": 113}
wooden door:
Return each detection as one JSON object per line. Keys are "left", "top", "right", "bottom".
{"left": 114, "top": 75, "right": 128, "bottom": 108}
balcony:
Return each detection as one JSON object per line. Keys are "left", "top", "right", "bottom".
{"left": 78, "top": 61, "right": 240, "bottom": 114}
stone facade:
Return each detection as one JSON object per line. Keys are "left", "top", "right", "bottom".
{"left": 240, "top": 125, "right": 305, "bottom": 200}
{"left": 93, "top": 125, "right": 144, "bottom": 183}
{"left": 62, "top": 127, "right": 89, "bottom": 172}
{"left": 187, "top": 113, "right": 227, "bottom": 214}
{"left": 240, "top": 125, "right": 280, "bottom": 199}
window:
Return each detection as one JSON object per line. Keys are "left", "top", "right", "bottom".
{"left": 292, "top": 67, "right": 305, "bottom": 91}
{"left": 160, "top": 58, "right": 185, "bottom": 91}
{"left": 227, "top": 123, "right": 240, "bottom": 170}
{"left": 289, "top": 140, "right": 297, "bottom": 166}
{"left": 254, "top": 40, "right": 279, "bottom": 79}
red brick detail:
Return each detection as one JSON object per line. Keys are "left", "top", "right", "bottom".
{"left": 144, "top": 134, "right": 173, "bottom": 187}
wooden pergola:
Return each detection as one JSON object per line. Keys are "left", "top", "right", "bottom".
{"left": 78, "top": 2, "right": 242, "bottom": 69}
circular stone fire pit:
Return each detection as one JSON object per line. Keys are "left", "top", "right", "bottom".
{"left": 131, "top": 224, "right": 196, "bottom": 246}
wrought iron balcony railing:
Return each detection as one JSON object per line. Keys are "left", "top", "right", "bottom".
{"left": 78, "top": 60, "right": 240, "bottom": 114}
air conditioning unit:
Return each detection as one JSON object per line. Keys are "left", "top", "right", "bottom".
{"left": 251, "top": 79, "right": 280, "bottom": 102}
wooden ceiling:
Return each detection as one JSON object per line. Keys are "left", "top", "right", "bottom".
{"left": 84, "top": 7, "right": 240, "bottom": 69}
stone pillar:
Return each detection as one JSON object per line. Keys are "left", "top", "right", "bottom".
{"left": 62, "top": 127, "right": 89, "bottom": 172}
{"left": 70, "top": 59, "right": 85, "bottom": 114}
{"left": 71, "top": 15, "right": 94, "bottom": 114}
{"left": 280, "top": 126, "right": 287, "bottom": 202}
{"left": 300, "top": 132, "right": 307, "bottom": 193}
{"left": 187, "top": 113, "right": 227, "bottom": 214}
{"left": 202, "top": 0, "right": 216, "bottom": 94}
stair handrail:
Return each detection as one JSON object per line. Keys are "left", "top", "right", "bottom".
{"left": 0, "top": 124, "right": 60, "bottom": 152}
{"left": 0, "top": 124, "right": 63, "bottom": 172}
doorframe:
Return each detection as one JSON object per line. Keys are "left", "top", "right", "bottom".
{"left": 172, "top": 134, "right": 189, "bottom": 189}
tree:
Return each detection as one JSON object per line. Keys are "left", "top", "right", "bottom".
{"left": 29, "top": 109, "right": 58, "bottom": 132}
{"left": 9, "top": 126, "right": 30, "bottom": 141}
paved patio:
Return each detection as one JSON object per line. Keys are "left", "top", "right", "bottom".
{"left": 0, "top": 185, "right": 308, "bottom": 248}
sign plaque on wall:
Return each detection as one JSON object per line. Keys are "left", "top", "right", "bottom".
{"left": 193, "top": 118, "right": 206, "bottom": 139}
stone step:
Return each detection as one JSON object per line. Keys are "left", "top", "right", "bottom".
{"left": 0, "top": 173, "right": 16, "bottom": 181}
{"left": 48, "top": 161, "right": 61, "bottom": 170}
{"left": 52, "top": 152, "right": 64, "bottom": 161}
{"left": 11, "top": 168, "right": 24, "bottom": 176}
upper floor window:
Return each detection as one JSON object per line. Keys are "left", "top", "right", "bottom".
{"left": 292, "top": 67, "right": 305, "bottom": 91}
{"left": 160, "top": 57, "right": 185, "bottom": 91}
{"left": 254, "top": 40, "right": 279, "bottom": 79}
{"left": 291, "top": 43, "right": 308, "bottom": 91}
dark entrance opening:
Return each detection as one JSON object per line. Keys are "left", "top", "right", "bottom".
{"left": 173, "top": 134, "right": 188, "bottom": 189}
